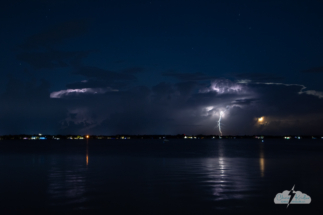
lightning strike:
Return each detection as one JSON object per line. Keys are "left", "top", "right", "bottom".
{"left": 218, "top": 111, "right": 224, "bottom": 136}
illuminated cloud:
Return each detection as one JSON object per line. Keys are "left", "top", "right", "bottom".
{"left": 63, "top": 108, "right": 95, "bottom": 125}
{"left": 259, "top": 82, "right": 323, "bottom": 99}
{"left": 3, "top": 76, "right": 323, "bottom": 135}
{"left": 239, "top": 80, "right": 323, "bottom": 99}
{"left": 50, "top": 87, "right": 118, "bottom": 98}
{"left": 201, "top": 106, "right": 215, "bottom": 116}
{"left": 200, "top": 79, "right": 245, "bottom": 94}
{"left": 301, "top": 90, "right": 323, "bottom": 99}
{"left": 236, "top": 79, "right": 252, "bottom": 84}
{"left": 256, "top": 116, "right": 268, "bottom": 127}
{"left": 256, "top": 82, "right": 306, "bottom": 93}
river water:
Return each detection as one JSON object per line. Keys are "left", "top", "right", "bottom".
{"left": 0, "top": 139, "right": 322, "bottom": 214}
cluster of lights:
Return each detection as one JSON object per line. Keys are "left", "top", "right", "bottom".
{"left": 67, "top": 136, "right": 84, "bottom": 140}
{"left": 184, "top": 136, "right": 198, "bottom": 139}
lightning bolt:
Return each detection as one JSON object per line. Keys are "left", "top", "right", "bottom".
{"left": 218, "top": 111, "right": 224, "bottom": 136}
{"left": 287, "top": 185, "right": 296, "bottom": 208}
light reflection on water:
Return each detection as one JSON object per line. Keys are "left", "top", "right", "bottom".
{"left": 259, "top": 142, "right": 265, "bottom": 177}
{"left": 86, "top": 142, "right": 89, "bottom": 166}
{"left": 0, "top": 139, "right": 322, "bottom": 214}
{"left": 45, "top": 140, "right": 266, "bottom": 211}
{"left": 47, "top": 157, "right": 88, "bottom": 209}
{"left": 200, "top": 159, "right": 257, "bottom": 202}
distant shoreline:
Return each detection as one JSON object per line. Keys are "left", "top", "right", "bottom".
{"left": 0, "top": 134, "right": 322, "bottom": 140}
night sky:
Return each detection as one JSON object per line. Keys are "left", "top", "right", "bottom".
{"left": 1, "top": 0, "right": 323, "bottom": 135}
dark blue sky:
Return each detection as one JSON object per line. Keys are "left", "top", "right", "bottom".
{"left": 1, "top": 0, "right": 323, "bottom": 135}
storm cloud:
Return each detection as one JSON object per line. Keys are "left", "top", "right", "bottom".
{"left": 35, "top": 77, "right": 323, "bottom": 135}
{"left": 2, "top": 0, "right": 323, "bottom": 135}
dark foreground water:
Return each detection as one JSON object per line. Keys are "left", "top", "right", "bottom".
{"left": 0, "top": 139, "right": 322, "bottom": 215}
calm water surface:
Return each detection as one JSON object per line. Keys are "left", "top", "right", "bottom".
{"left": 0, "top": 139, "right": 322, "bottom": 214}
